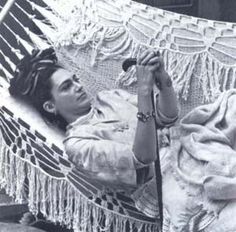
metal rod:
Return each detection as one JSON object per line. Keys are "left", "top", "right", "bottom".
{"left": 122, "top": 56, "right": 163, "bottom": 229}
{"left": 0, "top": 0, "right": 16, "bottom": 25}
{"left": 151, "top": 91, "right": 163, "bottom": 230}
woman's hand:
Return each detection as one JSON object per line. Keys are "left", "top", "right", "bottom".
{"left": 152, "top": 56, "right": 173, "bottom": 91}
{"left": 137, "top": 50, "right": 172, "bottom": 91}
{"left": 136, "top": 49, "right": 160, "bottom": 95}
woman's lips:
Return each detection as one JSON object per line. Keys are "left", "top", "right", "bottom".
{"left": 77, "top": 92, "right": 86, "bottom": 101}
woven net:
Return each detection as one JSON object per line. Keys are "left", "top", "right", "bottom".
{"left": 1, "top": 0, "right": 236, "bottom": 231}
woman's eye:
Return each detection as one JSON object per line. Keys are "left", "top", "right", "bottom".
{"left": 61, "top": 82, "right": 72, "bottom": 91}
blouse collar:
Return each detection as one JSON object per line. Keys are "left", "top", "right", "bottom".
{"left": 67, "top": 106, "right": 96, "bottom": 130}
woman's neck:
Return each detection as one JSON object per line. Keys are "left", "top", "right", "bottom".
{"left": 64, "top": 107, "right": 92, "bottom": 124}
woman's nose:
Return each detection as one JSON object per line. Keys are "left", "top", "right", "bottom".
{"left": 74, "top": 84, "right": 82, "bottom": 92}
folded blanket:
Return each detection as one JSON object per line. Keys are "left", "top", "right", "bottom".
{"left": 171, "top": 89, "right": 236, "bottom": 216}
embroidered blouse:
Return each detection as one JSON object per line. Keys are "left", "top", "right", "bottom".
{"left": 63, "top": 89, "right": 177, "bottom": 217}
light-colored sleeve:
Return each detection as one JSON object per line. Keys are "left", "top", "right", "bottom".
{"left": 155, "top": 106, "right": 179, "bottom": 127}
{"left": 110, "top": 89, "right": 137, "bottom": 106}
{"left": 64, "top": 137, "right": 138, "bottom": 188}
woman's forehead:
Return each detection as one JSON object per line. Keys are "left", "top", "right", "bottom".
{"left": 50, "top": 68, "right": 74, "bottom": 87}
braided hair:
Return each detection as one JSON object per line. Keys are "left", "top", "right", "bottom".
{"left": 9, "top": 48, "right": 67, "bottom": 130}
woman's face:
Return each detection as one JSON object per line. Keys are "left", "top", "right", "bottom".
{"left": 46, "top": 68, "right": 92, "bottom": 123}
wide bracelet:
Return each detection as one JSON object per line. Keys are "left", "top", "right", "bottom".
{"left": 137, "top": 111, "right": 155, "bottom": 122}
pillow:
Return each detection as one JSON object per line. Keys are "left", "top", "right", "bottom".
{"left": 0, "top": 88, "right": 64, "bottom": 148}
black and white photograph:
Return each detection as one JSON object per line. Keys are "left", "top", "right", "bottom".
{"left": 1, "top": 0, "right": 236, "bottom": 231}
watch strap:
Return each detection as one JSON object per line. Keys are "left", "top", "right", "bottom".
{"left": 136, "top": 111, "right": 155, "bottom": 122}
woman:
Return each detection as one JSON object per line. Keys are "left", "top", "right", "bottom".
{"left": 9, "top": 47, "right": 178, "bottom": 219}
{"left": 9, "top": 48, "right": 236, "bottom": 231}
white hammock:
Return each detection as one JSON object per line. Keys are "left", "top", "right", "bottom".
{"left": 1, "top": 0, "right": 236, "bottom": 231}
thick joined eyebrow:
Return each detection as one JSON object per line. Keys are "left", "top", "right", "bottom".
{"left": 58, "top": 74, "right": 77, "bottom": 90}
{"left": 58, "top": 78, "right": 73, "bottom": 90}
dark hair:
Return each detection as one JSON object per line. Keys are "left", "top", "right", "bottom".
{"left": 9, "top": 48, "right": 68, "bottom": 131}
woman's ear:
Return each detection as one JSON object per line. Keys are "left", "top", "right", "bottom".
{"left": 43, "top": 101, "right": 56, "bottom": 114}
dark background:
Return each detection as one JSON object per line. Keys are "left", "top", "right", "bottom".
{"left": 133, "top": 0, "right": 236, "bottom": 23}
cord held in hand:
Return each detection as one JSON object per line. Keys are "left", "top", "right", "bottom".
{"left": 122, "top": 51, "right": 160, "bottom": 72}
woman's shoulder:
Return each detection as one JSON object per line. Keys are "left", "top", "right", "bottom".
{"left": 97, "top": 89, "right": 137, "bottom": 106}
{"left": 98, "top": 88, "right": 134, "bottom": 98}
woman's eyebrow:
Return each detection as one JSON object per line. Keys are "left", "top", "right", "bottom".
{"left": 58, "top": 79, "right": 71, "bottom": 90}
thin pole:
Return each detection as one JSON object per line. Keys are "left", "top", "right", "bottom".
{"left": 0, "top": 0, "right": 16, "bottom": 25}
{"left": 121, "top": 56, "right": 163, "bottom": 228}
{"left": 151, "top": 91, "right": 163, "bottom": 230}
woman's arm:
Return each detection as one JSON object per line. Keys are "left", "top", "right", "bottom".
{"left": 65, "top": 137, "right": 138, "bottom": 187}
{"left": 155, "top": 57, "right": 179, "bottom": 120}
{"left": 133, "top": 50, "right": 179, "bottom": 165}
{"left": 133, "top": 50, "right": 160, "bottom": 164}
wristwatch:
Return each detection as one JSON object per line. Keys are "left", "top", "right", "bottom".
{"left": 137, "top": 111, "right": 155, "bottom": 122}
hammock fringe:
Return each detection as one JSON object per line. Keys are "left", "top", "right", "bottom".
{"left": 0, "top": 134, "right": 158, "bottom": 232}
{"left": 54, "top": 2, "right": 236, "bottom": 103}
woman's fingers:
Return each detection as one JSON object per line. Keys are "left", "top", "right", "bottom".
{"left": 137, "top": 50, "right": 149, "bottom": 65}
{"left": 138, "top": 50, "right": 156, "bottom": 65}
{"left": 138, "top": 50, "right": 161, "bottom": 66}
{"left": 140, "top": 51, "right": 155, "bottom": 65}
{"left": 149, "top": 64, "right": 160, "bottom": 73}
{"left": 149, "top": 56, "right": 164, "bottom": 72}
{"left": 141, "top": 56, "right": 164, "bottom": 73}
{"left": 137, "top": 55, "right": 163, "bottom": 72}
{"left": 146, "top": 56, "right": 160, "bottom": 66}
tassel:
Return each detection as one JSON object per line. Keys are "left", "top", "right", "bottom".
{"left": 49, "top": 0, "right": 236, "bottom": 103}
{"left": 0, "top": 133, "right": 159, "bottom": 231}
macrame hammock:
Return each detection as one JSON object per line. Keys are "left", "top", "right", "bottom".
{"left": 1, "top": 0, "right": 236, "bottom": 231}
